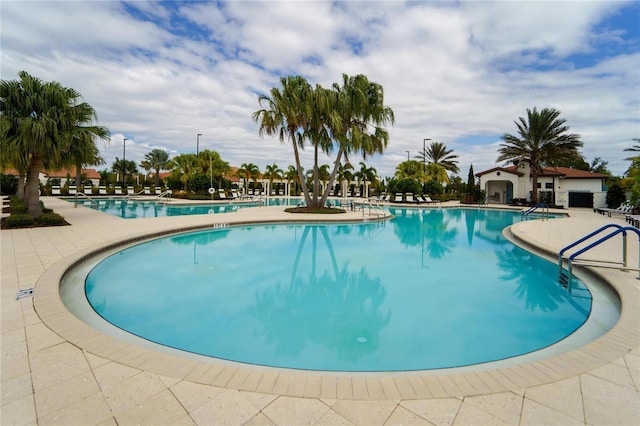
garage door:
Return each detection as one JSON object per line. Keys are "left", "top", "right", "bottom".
{"left": 568, "top": 192, "right": 593, "bottom": 208}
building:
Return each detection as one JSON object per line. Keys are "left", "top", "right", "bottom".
{"left": 476, "top": 161, "right": 608, "bottom": 208}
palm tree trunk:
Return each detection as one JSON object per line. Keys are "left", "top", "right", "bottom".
{"left": 319, "top": 148, "right": 344, "bottom": 207}
{"left": 75, "top": 164, "right": 82, "bottom": 207}
{"left": 154, "top": 167, "right": 161, "bottom": 187}
{"left": 291, "top": 134, "right": 311, "bottom": 205}
{"left": 16, "top": 171, "right": 26, "bottom": 200}
{"left": 25, "top": 155, "right": 43, "bottom": 218}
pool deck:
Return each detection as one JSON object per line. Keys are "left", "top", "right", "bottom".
{"left": 1, "top": 197, "right": 638, "bottom": 425}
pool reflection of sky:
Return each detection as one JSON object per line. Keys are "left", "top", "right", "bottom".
{"left": 85, "top": 208, "right": 592, "bottom": 371}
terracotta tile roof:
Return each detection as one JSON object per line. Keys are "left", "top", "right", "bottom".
{"left": 540, "top": 166, "right": 608, "bottom": 179}
{"left": 475, "top": 166, "right": 524, "bottom": 177}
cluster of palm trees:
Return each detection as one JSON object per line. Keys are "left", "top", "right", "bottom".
{"left": 1, "top": 71, "right": 110, "bottom": 217}
{"left": 253, "top": 73, "right": 394, "bottom": 209}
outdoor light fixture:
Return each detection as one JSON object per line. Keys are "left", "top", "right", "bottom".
{"left": 196, "top": 133, "right": 202, "bottom": 156}
{"left": 423, "top": 138, "right": 431, "bottom": 169}
{"left": 123, "top": 138, "right": 127, "bottom": 189}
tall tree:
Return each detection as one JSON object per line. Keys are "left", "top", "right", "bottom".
{"left": 263, "top": 163, "right": 283, "bottom": 195}
{"left": 415, "top": 141, "right": 460, "bottom": 174}
{"left": 253, "top": 76, "right": 313, "bottom": 203}
{"left": 170, "top": 154, "right": 198, "bottom": 191}
{"left": 466, "top": 165, "right": 475, "bottom": 195}
{"left": 395, "top": 160, "right": 426, "bottom": 181}
{"left": 497, "top": 107, "right": 582, "bottom": 203}
{"left": 237, "top": 163, "right": 260, "bottom": 194}
{"left": 319, "top": 74, "right": 395, "bottom": 207}
{"left": 143, "top": 149, "right": 171, "bottom": 186}
{"left": 1, "top": 71, "right": 109, "bottom": 216}
{"left": 112, "top": 158, "right": 138, "bottom": 185}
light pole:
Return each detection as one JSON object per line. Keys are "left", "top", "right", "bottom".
{"left": 423, "top": 138, "right": 431, "bottom": 170}
{"left": 406, "top": 150, "right": 410, "bottom": 161}
{"left": 123, "top": 138, "right": 127, "bottom": 189}
{"left": 196, "top": 133, "right": 202, "bottom": 156}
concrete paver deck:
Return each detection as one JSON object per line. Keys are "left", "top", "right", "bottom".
{"left": 1, "top": 197, "right": 639, "bottom": 425}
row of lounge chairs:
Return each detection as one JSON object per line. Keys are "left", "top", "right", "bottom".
{"left": 595, "top": 202, "right": 634, "bottom": 217}
{"left": 50, "top": 186, "right": 166, "bottom": 196}
{"left": 372, "top": 193, "right": 439, "bottom": 204}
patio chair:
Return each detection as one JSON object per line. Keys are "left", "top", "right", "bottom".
{"left": 114, "top": 186, "right": 123, "bottom": 195}
{"left": 218, "top": 189, "right": 227, "bottom": 199}
{"left": 51, "top": 186, "right": 61, "bottom": 195}
{"left": 394, "top": 193, "right": 404, "bottom": 203}
{"left": 83, "top": 186, "right": 93, "bottom": 195}
{"left": 98, "top": 186, "right": 107, "bottom": 195}
{"left": 422, "top": 195, "right": 439, "bottom": 204}
{"left": 406, "top": 193, "right": 416, "bottom": 203}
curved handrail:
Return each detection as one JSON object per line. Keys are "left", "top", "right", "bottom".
{"left": 558, "top": 224, "right": 624, "bottom": 257}
{"left": 75, "top": 192, "right": 98, "bottom": 208}
{"left": 568, "top": 226, "right": 640, "bottom": 261}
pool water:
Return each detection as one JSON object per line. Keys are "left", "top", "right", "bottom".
{"left": 71, "top": 197, "right": 304, "bottom": 218}
{"left": 83, "top": 208, "right": 593, "bottom": 371}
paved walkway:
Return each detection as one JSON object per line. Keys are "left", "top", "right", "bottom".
{"left": 1, "top": 197, "right": 639, "bottom": 425}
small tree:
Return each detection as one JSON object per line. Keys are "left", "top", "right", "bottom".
{"left": 606, "top": 183, "right": 626, "bottom": 208}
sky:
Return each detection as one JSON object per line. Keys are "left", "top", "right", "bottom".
{"left": 2, "top": 0, "right": 639, "bottom": 180}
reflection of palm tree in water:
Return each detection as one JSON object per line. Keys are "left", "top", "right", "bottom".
{"left": 496, "top": 246, "right": 587, "bottom": 312}
{"left": 392, "top": 209, "right": 457, "bottom": 260}
{"left": 251, "top": 225, "right": 390, "bottom": 361}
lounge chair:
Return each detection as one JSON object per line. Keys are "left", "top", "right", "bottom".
{"left": 68, "top": 186, "right": 77, "bottom": 195}
{"left": 144, "top": 187, "right": 151, "bottom": 195}
{"left": 98, "top": 186, "right": 107, "bottom": 195}
{"left": 84, "top": 186, "right": 93, "bottom": 195}
{"left": 114, "top": 186, "right": 123, "bottom": 195}
{"left": 597, "top": 203, "right": 632, "bottom": 217}
{"left": 218, "top": 189, "right": 227, "bottom": 199}
{"left": 51, "top": 186, "right": 61, "bottom": 195}
{"left": 406, "top": 193, "right": 416, "bottom": 203}
{"left": 394, "top": 193, "right": 404, "bottom": 203}
{"left": 422, "top": 195, "right": 439, "bottom": 204}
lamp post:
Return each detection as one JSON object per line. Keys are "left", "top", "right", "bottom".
{"left": 196, "top": 133, "right": 202, "bottom": 156}
{"left": 406, "top": 150, "right": 410, "bottom": 161}
{"left": 123, "top": 138, "right": 127, "bottom": 189}
{"left": 423, "top": 138, "right": 431, "bottom": 170}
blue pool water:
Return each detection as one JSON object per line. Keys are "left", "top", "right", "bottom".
{"left": 84, "top": 208, "right": 592, "bottom": 371}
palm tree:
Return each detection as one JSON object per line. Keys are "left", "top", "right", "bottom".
{"left": 624, "top": 138, "right": 640, "bottom": 160}
{"left": 395, "top": 160, "right": 426, "bottom": 181}
{"left": 263, "top": 163, "right": 283, "bottom": 195}
{"left": 416, "top": 141, "right": 460, "bottom": 174}
{"left": 354, "top": 162, "right": 377, "bottom": 197}
{"left": 170, "top": 153, "right": 198, "bottom": 191}
{"left": 237, "top": 163, "right": 260, "bottom": 194}
{"left": 497, "top": 107, "right": 582, "bottom": 203}
{"left": 1, "top": 71, "right": 109, "bottom": 216}
{"left": 112, "top": 158, "right": 138, "bottom": 186}
{"left": 320, "top": 74, "right": 394, "bottom": 207}
{"left": 284, "top": 165, "right": 299, "bottom": 196}
{"left": 253, "top": 76, "right": 313, "bottom": 204}
{"left": 65, "top": 133, "right": 106, "bottom": 202}
{"left": 199, "top": 149, "right": 230, "bottom": 189}
{"left": 336, "top": 162, "right": 353, "bottom": 196}
{"left": 143, "top": 149, "right": 170, "bottom": 186}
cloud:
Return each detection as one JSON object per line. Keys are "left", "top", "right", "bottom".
{"left": 1, "top": 0, "right": 638, "bottom": 181}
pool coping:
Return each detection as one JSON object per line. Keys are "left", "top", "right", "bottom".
{"left": 32, "top": 203, "right": 640, "bottom": 400}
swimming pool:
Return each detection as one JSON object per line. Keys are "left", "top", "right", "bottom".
{"left": 70, "top": 197, "right": 302, "bottom": 218}
{"left": 69, "top": 208, "right": 614, "bottom": 372}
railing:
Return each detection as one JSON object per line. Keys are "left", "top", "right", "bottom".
{"left": 521, "top": 203, "right": 549, "bottom": 218}
{"left": 558, "top": 224, "right": 640, "bottom": 290}
{"left": 360, "top": 198, "right": 389, "bottom": 220}
{"left": 157, "top": 190, "right": 172, "bottom": 202}
{"left": 74, "top": 192, "right": 99, "bottom": 209}
{"left": 123, "top": 189, "right": 145, "bottom": 201}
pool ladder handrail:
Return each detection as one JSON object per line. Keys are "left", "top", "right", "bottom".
{"left": 558, "top": 224, "right": 640, "bottom": 290}
{"left": 123, "top": 189, "right": 145, "bottom": 201}
{"left": 157, "top": 190, "right": 172, "bottom": 203}
{"left": 74, "top": 192, "right": 99, "bottom": 209}
{"left": 361, "top": 198, "right": 389, "bottom": 219}
{"left": 521, "top": 203, "right": 549, "bottom": 218}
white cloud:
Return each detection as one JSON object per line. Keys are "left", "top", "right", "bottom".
{"left": 1, "top": 0, "right": 638, "bottom": 181}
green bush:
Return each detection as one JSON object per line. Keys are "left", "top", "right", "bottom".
{"left": 37, "top": 213, "right": 65, "bottom": 226}
{"left": 1, "top": 174, "right": 19, "bottom": 195}
{"left": 9, "top": 197, "right": 27, "bottom": 214}
{"left": 5, "top": 214, "right": 35, "bottom": 228}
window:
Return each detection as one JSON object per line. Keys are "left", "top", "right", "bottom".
{"left": 537, "top": 183, "right": 542, "bottom": 188}
{"left": 545, "top": 183, "right": 553, "bottom": 189}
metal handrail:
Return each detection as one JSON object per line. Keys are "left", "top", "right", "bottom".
{"left": 558, "top": 224, "right": 640, "bottom": 288}
{"left": 75, "top": 192, "right": 99, "bottom": 208}
{"left": 123, "top": 189, "right": 145, "bottom": 200}
{"left": 522, "top": 203, "right": 549, "bottom": 217}
{"left": 157, "top": 190, "right": 172, "bottom": 202}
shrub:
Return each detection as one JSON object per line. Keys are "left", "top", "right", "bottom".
{"left": 1, "top": 174, "right": 19, "bottom": 195}
{"left": 37, "top": 213, "right": 66, "bottom": 226}
{"left": 9, "top": 197, "right": 27, "bottom": 214}
{"left": 606, "top": 183, "right": 626, "bottom": 208}
{"left": 5, "top": 214, "right": 35, "bottom": 228}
